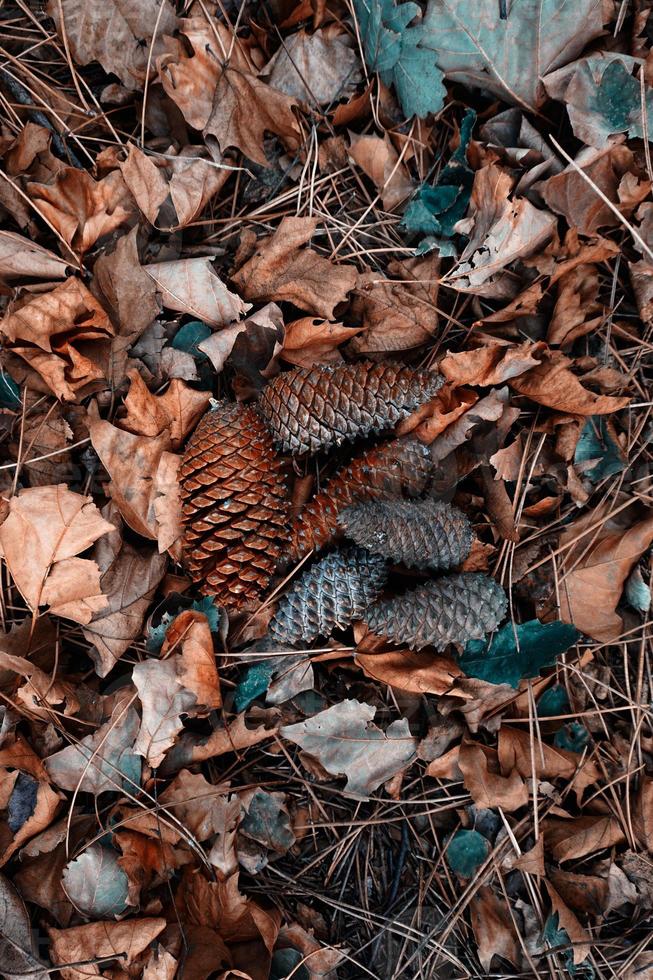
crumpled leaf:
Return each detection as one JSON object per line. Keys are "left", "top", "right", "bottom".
{"left": 459, "top": 741, "right": 529, "bottom": 811}
{"left": 265, "top": 27, "right": 361, "bottom": 106}
{"left": 422, "top": 0, "right": 604, "bottom": 112}
{"left": 498, "top": 726, "right": 601, "bottom": 801}
{"left": 558, "top": 512, "right": 653, "bottom": 642}
{"left": 349, "top": 257, "right": 440, "bottom": 352}
{"left": 0, "top": 485, "right": 113, "bottom": 625}
{"left": 47, "top": 0, "right": 177, "bottom": 90}
{"left": 120, "top": 369, "right": 210, "bottom": 449}
{"left": 460, "top": 619, "right": 579, "bottom": 688}
{"left": 46, "top": 693, "right": 141, "bottom": 795}
{"left": 281, "top": 317, "right": 362, "bottom": 367}
{"left": 0, "top": 873, "right": 48, "bottom": 980}
{"left": 62, "top": 844, "right": 130, "bottom": 919}
{"left": 440, "top": 340, "right": 544, "bottom": 387}
{"left": 510, "top": 349, "right": 630, "bottom": 415}
{"left": 48, "top": 917, "right": 166, "bottom": 980}
{"left": 240, "top": 790, "right": 295, "bottom": 855}
{"left": 281, "top": 699, "right": 417, "bottom": 799}
{"left": 354, "top": 0, "right": 446, "bottom": 118}
{"left": 144, "top": 256, "right": 250, "bottom": 328}
{"left": 231, "top": 217, "right": 358, "bottom": 319}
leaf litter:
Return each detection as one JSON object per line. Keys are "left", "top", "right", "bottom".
{"left": 0, "top": 1, "right": 651, "bottom": 978}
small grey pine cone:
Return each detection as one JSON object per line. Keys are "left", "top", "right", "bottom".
{"left": 269, "top": 547, "right": 388, "bottom": 647}
{"left": 338, "top": 499, "right": 473, "bottom": 571}
{"left": 258, "top": 361, "right": 443, "bottom": 455}
{"left": 365, "top": 573, "right": 508, "bottom": 651}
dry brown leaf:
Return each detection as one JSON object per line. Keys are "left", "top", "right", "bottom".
{"left": 231, "top": 217, "right": 357, "bottom": 319}
{"left": 27, "top": 167, "right": 135, "bottom": 255}
{"left": 537, "top": 144, "right": 650, "bottom": 237}
{"left": 92, "top": 225, "right": 160, "bottom": 340}
{"left": 0, "top": 231, "right": 69, "bottom": 281}
{"left": 265, "top": 27, "right": 361, "bottom": 106}
{"left": 349, "top": 266, "right": 439, "bottom": 353}
{"left": 445, "top": 163, "right": 557, "bottom": 295}
{"left": 396, "top": 384, "right": 479, "bottom": 444}
{"left": 158, "top": 769, "right": 237, "bottom": 848}
{"left": 440, "top": 341, "right": 545, "bottom": 386}
{"left": 0, "top": 485, "right": 113, "bottom": 624}
{"left": 276, "top": 922, "right": 344, "bottom": 979}
{"left": 557, "top": 511, "right": 653, "bottom": 641}
{"left": 281, "top": 317, "right": 362, "bottom": 367}
{"left": 510, "top": 349, "right": 630, "bottom": 414}
{"left": 430, "top": 387, "right": 514, "bottom": 461}
{"left": 543, "top": 882, "right": 591, "bottom": 965}
{"left": 120, "top": 369, "right": 210, "bottom": 449}
{"left": 159, "top": 17, "right": 300, "bottom": 168}
{"left": 88, "top": 408, "right": 170, "bottom": 540}
{"left": 82, "top": 505, "right": 168, "bottom": 676}
{"left": 355, "top": 646, "right": 461, "bottom": 695}
{"left": 13, "top": 407, "right": 74, "bottom": 487}
{"left": 152, "top": 451, "right": 183, "bottom": 559}
{"left": 48, "top": 917, "right": 166, "bottom": 980}
{"left": 144, "top": 256, "right": 249, "bottom": 327}
{"left": 458, "top": 741, "right": 529, "bottom": 811}
{"left": 0, "top": 650, "right": 78, "bottom": 721}
{"left": 47, "top": 0, "right": 177, "bottom": 90}
{"left": 133, "top": 610, "right": 221, "bottom": 767}
{"left": 0, "top": 768, "right": 62, "bottom": 867}
{"left": 544, "top": 815, "right": 625, "bottom": 863}
{"left": 348, "top": 133, "right": 413, "bottom": 210}
{"left": 162, "top": 712, "right": 279, "bottom": 775}
{"left": 498, "top": 726, "right": 601, "bottom": 801}
{"left": 197, "top": 302, "right": 284, "bottom": 376}
{"left": 547, "top": 262, "right": 603, "bottom": 346}
{"left": 470, "top": 886, "right": 520, "bottom": 971}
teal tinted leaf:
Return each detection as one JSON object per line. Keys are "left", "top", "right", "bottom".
{"left": 421, "top": 0, "right": 603, "bottom": 112}
{"left": 234, "top": 660, "right": 277, "bottom": 711}
{"left": 625, "top": 566, "right": 651, "bottom": 613}
{"left": 575, "top": 416, "right": 627, "bottom": 483}
{"left": 354, "top": 0, "right": 445, "bottom": 118}
{"left": 445, "top": 829, "right": 490, "bottom": 878}
{"left": 460, "top": 620, "right": 579, "bottom": 689}
{"left": 0, "top": 370, "right": 20, "bottom": 409}
{"left": 192, "top": 596, "right": 223, "bottom": 633}
{"left": 537, "top": 685, "right": 570, "bottom": 718}
{"left": 270, "top": 949, "right": 310, "bottom": 980}
{"left": 554, "top": 722, "right": 590, "bottom": 753}
{"left": 62, "top": 845, "right": 129, "bottom": 918}
{"left": 543, "top": 914, "right": 594, "bottom": 977}
{"left": 147, "top": 597, "right": 222, "bottom": 652}
{"left": 172, "top": 320, "right": 211, "bottom": 360}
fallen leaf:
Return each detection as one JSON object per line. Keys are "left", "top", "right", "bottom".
{"left": 0, "top": 650, "right": 78, "bottom": 722}
{"left": 445, "top": 829, "right": 490, "bottom": 878}
{"left": 510, "top": 349, "right": 630, "bottom": 415}
{"left": 1, "top": 276, "right": 113, "bottom": 351}
{"left": 470, "top": 885, "right": 520, "bottom": 970}
{"left": 144, "top": 256, "right": 249, "bottom": 327}
{"left": 159, "top": 17, "right": 300, "bottom": 168}
{"left": 348, "top": 133, "right": 413, "bottom": 210}
{"left": 265, "top": 27, "right": 361, "bottom": 106}
{"left": 281, "top": 317, "right": 361, "bottom": 367}
{"left": 349, "top": 267, "right": 439, "bottom": 353}
{"left": 82, "top": 506, "right": 168, "bottom": 676}
{"left": 460, "top": 619, "right": 579, "bottom": 688}
{"left": 198, "top": 302, "right": 284, "bottom": 377}
{"left": 281, "top": 699, "right": 417, "bottom": 799}
{"left": 0, "top": 769, "right": 61, "bottom": 867}
{"left": 543, "top": 815, "right": 625, "bottom": 862}
{"left": 48, "top": 917, "right": 166, "bottom": 980}
{"left": 11, "top": 406, "right": 74, "bottom": 488}
{"left": 152, "top": 451, "right": 183, "bottom": 559}
{"left": 498, "top": 726, "right": 601, "bottom": 801}
{"left": 396, "top": 384, "right": 479, "bottom": 444}
{"left": 440, "top": 341, "right": 545, "bottom": 386}
{"left": 161, "top": 712, "right": 278, "bottom": 776}
{"left": 120, "top": 370, "right": 210, "bottom": 449}
{"left": 355, "top": 646, "right": 461, "bottom": 694}
{"left": 422, "top": 0, "right": 603, "bottom": 111}
{"left": 62, "top": 844, "right": 130, "bottom": 919}
{"left": 558, "top": 511, "right": 653, "bottom": 641}
{"left": 458, "top": 741, "right": 528, "bottom": 811}
{"left": 0, "top": 873, "right": 48, "bottom": 980}
{"left": 92, "top": 225, "right": 160, "bottom": 341}
{"left": 47, "top": 0, "right": 177, "bottom": 90}
{"left": 543, "top": 881, "right": 591, "bottom": 966}
{"left": 0, "top": 231, "right": 69, "bottom": 281}
{"left": 231, "top": 217, "right": 357, "bottom": 319}
{"left": 275, "top": 922, "right": 344, "bottom": 979}
{"left": 27, "top": 167, "right": 135, "bottom": 255}
{"left": 444, "top": 164, "right": 556, "bottom": 295}
{"left": 240, "top": 789, "right": 295, "bottom": 855}
{"left": 0, "top": 485, "right": 113, "bottom": 624}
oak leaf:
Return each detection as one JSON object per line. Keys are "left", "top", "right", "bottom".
{"left": 498, "top": 726, "right": 601, "bottom": 801}
{"left": 0, "top": 485, "right": 113, "bottom": 624}
{"left": 231, "top": 217, "right": 357, "bottom": 319}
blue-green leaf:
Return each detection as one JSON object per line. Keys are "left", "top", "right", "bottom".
{"left": 537, "top": 685, "right": 570, "bottom": 718}
{"left": 574, "top": 416, "right": 626, "bottom": 484}
{"left": 172, "top": 320, "right": 211, "bottom": 360}
{"left": 445, "top": 829, "right": 490, "bottom": 878}
{"left": 625, "top": 566, "right": 651, "bottom": 613}
{"left": 234, "top": 660, "right": 277, "bottom": 712}
{"left": 0, "top": 370, "right": 21, "bottom": 409}
{"left": 460, "top": 620, "right": 579, "bottom": 689}
{"left": 554, "top": 722, "right": 590, "bottom": 753}
{"left": 62, "top": 845, "right": 129, "bottom": 919}
{"left": 543, "top": 914, "right": 594, "bottom": 976}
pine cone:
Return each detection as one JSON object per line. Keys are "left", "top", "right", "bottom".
{"left": 365, "top": 573, "right": 507, "bottom": 651}
{"left": 258, "top": 361, "right": 443, "bottom": 455}
{"left": 269, "top": 547, "right": 388, "bottom": 647}
{"left": 180, "top": 403, "right": 290, "bottom": 609}
{"left": 339, "top": 499, "right": 473, "bottom": 571}
{"left": 291, "top": 438, "right": 434, "bottom": 560}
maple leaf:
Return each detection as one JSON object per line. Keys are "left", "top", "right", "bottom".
{"left": 0, "top": 485, "right": 113, "bottom": 625}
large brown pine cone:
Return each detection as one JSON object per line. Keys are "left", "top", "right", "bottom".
{"left": 339, "top": 499, "right": 473, "bottom": 570}
{"left": 258, "top": 361, "right": 443, "bottom": 454}
{"left": 290, "top": 438, "right": 434, "bottom": 560}
{"left": 365, "top": 573, "right": 507, "bottom": 651}
{"left": 269, "top": 547, "right": 388, "bottom": 647}
{"left": 180, "top": 403, "right": 291, "bottom": 609}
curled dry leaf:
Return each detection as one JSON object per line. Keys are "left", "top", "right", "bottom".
{"left": 440, "top": 340, "right": 545, "bottom": 387}
{"left": 349, "top": 264, "right": 439, "bottom": 353}
{"left": 120, "top": 370, "right": 210, "bottom": 449}
{"left": 348, "top": 132, "right": 414, "bottom": 210}
{"left": 144, "top": 256, "right": 250, "bottom": 328}
{"left": 0, "top": 485, "right": 113, "bottom": 624}
{"left": 92, "top": 225, "right": 160, "bottom": 341}
{"left": 510, "top": 349, "right": 630, "bottom": 414}
{"left": 0, "top": 230, "right": 69, "bottom": 281}
{"left": 470, "top": 885, "right": 520, "bottom": 971}
{"left": 355, "top": 627, "right": 461, "bottom": 694}
{"left": 161, "top": 711, "right": 279, "bottom": 775}
{"left": 281, "top": 317, "right": 362, "bottom": 367}
{"left": 281, "top": 699, "right": 417, "bottom": 799}
{"left": 48, "top": 917, "right": 166, "bottom": 980}
{"left": 231, "top": 217, "right": 358, "bottom": 319}
{"left": 458, "top": 741, "right": 529, "bottom": 812}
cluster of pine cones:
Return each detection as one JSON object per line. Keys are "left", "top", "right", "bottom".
{"left": 180, "top": 361, "right": 507, "bottom": 653}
